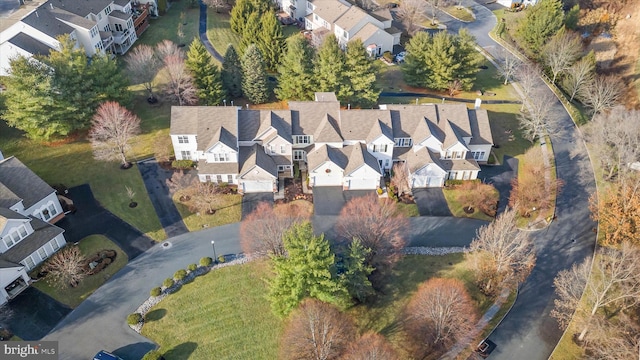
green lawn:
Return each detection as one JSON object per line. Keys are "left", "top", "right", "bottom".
{"left": 0, "top": 122, "right": 166, "bottom": 241}
{"left": 395, "top": 202, "right": 420, "bottom": 217}
{"left": 136, "top": 1, "right": 200, "bottom": 47}
{"left": 442, "top": 186, "right": 498, "bottom": 222}
{"left": 205, "top": 10, "right": 241, "bottom": 62}
{"left": 143, "top": 254, "right": 490, "bottom": 359}
{"left": 142, "top": 261, "right": 283, "bottom": 360}
{"left": 173, "top": 191, "right": 242, "bottom": 232}
{"left": 442, "top": 6, "right": 475, "bottom": 22}
{"left": 32, "top": 235, "right": 128, "bottom": 308}
{"left": 483, "top": 103, "right": 531, "bottom": 163}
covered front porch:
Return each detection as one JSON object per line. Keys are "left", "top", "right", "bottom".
{"left": 0, "top": 267, "right": 30, "bottom": 305}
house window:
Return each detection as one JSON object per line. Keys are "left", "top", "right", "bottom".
{"left": 294, "top": 135, "right": 311, "bottom": 145}
{"left": 278, "top": 165, "right": 286, "bottom": 172}
{"left": 227, "top": 175, "right": 233, "bottom": 183}
{"left": 445, "top": 151, "right": 452, "bottom": 159}
{"left": 343, "top": 30, "right": 348, "bottom": 39}
{"left": 48, "top": 203, "right": 58, "bottom": 217}
{"left": 473, "top": 151, "right": 485, "bottom": 160}
{"left": 115, "top": 23, "right": 123, "bottom": 32}
{"left": 128, "top": 19, "right": 133, "bottom": 29}
{"left": 98, "top": 13, "right": 102, "bottom": 20}
{"left": 181, "top": 151, "right": 192, "bottom": 160}
{"left": 216, "top": 175, "right": 223, "bottom": 183}
{"left": 22, "top": 256, "right": 35, "bottom": 270}
{"left": 394, "top": 138, "right": 412, "bottom": 147}
{"left": 178, "top": 136, "right": 189, "bottom": 144}
{"left": 449, "top": 171, "right": 457, "bottom": 180}
{"left": 213, "top": 153, "right": 230, "bottom": 162}
{"left": 280, "top": 145, "right": 286, "bottom": 154}
{"left": 307, "top": 2, "right": 312, "bottom": 10}
{"left": 50, "top": 238, "right": 60, "bottom": 252}
{"left": 314, "top": 14, "right": 318, "bottom": 21}
{"left": 38, "top": 247, "right": 48, "bottom": 261}
{"left": 293, "top": 150, "right": 306, "bottom": 161}
{"left": 105, "top": 6, "right": 111, "bottom": 15}
{"left": 205, "top": 175, "right": 212, "bottom": 182}
{"left": 18, "top": 226, "right": 27, "bottom": 238}
{"left": 372, "top": 144, "right": 388, "bottom": 153}
{"left": 455, "top": 151, "right": 463, "bottom": 159}
{"left": 385, "top": 159, "right": 390, "bottom": 167}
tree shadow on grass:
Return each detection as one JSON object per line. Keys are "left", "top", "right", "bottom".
{"left": 163, "top": 342, "right": 198, "bottom": 359}
{"left": 144, "top": 308, "right": 167, "bottom": 322}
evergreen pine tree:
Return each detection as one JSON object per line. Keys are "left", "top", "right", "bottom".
{"left": 239, "top": 12, "right": 261, "bottom": 55}
{"left": 516, "top": 0, "right": 564, "bottom": 56}
{"left": 268, "top": 222, "right": 350, "bottom": 317}
{"left": 258, "top": 10, "right": 285, "bottom": 71}
{"left": 344, "top": 40, "right": 379, "bottom": 108}
{"left": 241, "top": 44, "right": 270, "bottom": 104}
{"left": 251, "top": 0, "right": 272, "bottom": 14}
{"left": 276, "top": 34, "right": 316, "bottom": 101}
{"left": 230, "top": 0, "right": 254, "bottom": 34}
{"left": 402, "top": 32, "right": 431, "bottom": 88}
{"left": 422, "top": 31, "right": 459, "bottom": 91}
{"left": 341, "top": 239, "right": 375, "bottom": 303}
{"left": 186, "top": 38, "right": 226, "bottom": 105}
{"left": 221, "top": 45, "right": 243, "bottom": 98}
{"left": 315, "top": 35, "right": 349, "bottom": 101}
{"left": 452, "top": 29, "right": 482, "bottom": 91}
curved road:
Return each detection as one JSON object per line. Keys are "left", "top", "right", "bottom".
{"left": 443, "top": 2, "right": 597, "bottom": 359}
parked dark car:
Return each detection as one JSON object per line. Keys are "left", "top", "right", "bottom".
{"left": 93, "top": 351, "right": 123, "bottom": 360}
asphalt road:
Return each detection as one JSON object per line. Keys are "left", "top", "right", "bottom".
{"left": 443, "top": 2, "right": 598, "bottom": 359}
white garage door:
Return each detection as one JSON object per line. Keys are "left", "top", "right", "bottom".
{"left": 347, "top": 178, "right": 378, "bottom": 190}
{"left": 313, "top": 175, "right": 342, "bottom": 187}
{"left": 242, "top": 181, "right": 273, "bottom": 193}
{"left": 427, "top": 176, "right": 443, "bottom": 187}
{"left": 412, "top": 176, "right": 427, "bottom": 188}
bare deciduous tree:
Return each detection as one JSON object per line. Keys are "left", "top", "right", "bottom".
{"left": 467, "top": 207, "right": 535, "bottom": 295}
{"left": 580, "top": 74, "right": 622, "bottom": 120}
{"left": 582, "top": 107, "right": 640, "bottom": 181}
{"left": 186, "top": 180, "right": 220, "bottom": 214}
{"left": 551, "top": 242, "right": 640, "bottom": 342}
{"left": 89, "top": 102, "right": 141, "bottom": 167}
{"left": 343, "top": 332, "right": 397, "bottom": 360}
{"left": 582, "top": 313, "right": 640, "bottom": 360}
{"left": 203, "top": 0, "right": 227, "bottom": 12}
{"left": 564, "top": 56, "right": 595, "bottom": 102}
{"left": 166, "top": 170, "right": 193, "bottom": 194}
{"left": 240, "top": 201, "right": 312, "bottom": 257}
{"left": 542, "top": 29, "right": 582, "bottom": 84}
{"left": 390, "top": 162, "right": 410, "bottom": 195}
{"left": 336, "top": 193, "right": 408, "bottom": 269}
{"left": 516, "top": 62, "right": 542, "bottom": 111}
{"left": 280, "top": 299, "right": 356, "bottom": 360}
{"left": 447, "top": 79, "right": 462, "bottom": 97}
{"left": 457, "top": 181, "right": 498, "bottom": 217}
{"left": 404, "top": 278, "right": 476, "bottom": 357}
{"left": 589, "top": 175, "right": 640, "bottom": 246}
{"left": 497, "top": 51, "right": 521, "bottom": 85}
{"left": 161, "top": 54, "right": 198, "bottom": 106}
{"left": 125, "top": 45, "right": 161, "bottom": 101}
{"left": 518, "top": 82, "right": 560, "bottom": 142}
{"left": 425, "top": 0, "right": 453, "bottom": 25}
{"left": 42, "top": 246, "right": 86, "bottom": 289}
{"left": 396, "top": 0, "right": 427, "bottom": 34}
{"left": 156, "top": 39, "right": 183, "bottom": 61}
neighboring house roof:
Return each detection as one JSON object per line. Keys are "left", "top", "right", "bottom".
{"left": 0, "top": 183, "right": 21, "bottom": 209}
{"left": 0, "top": 258, "right": 21, "bottom": 269}
{"left": 307, "top": 144, "right": 346, "bottom": 172}
{"left": 51, "top": 0, "right": 114, "bottom": 18}
{"left": 385, "top": 25, "right": 402, "bottom": 35}
{"left": 170, "top": 106, "right": 239, "bottom": 151}
{"left": 0, "top": 216, "right": 64, "bottom": 265}
{"left": 401, "top": 147, "right": 445, "bottom": 173}
{"left": 289, "top": 100, "right": 341, "bottom": 138}
{"left": 7, "top": 32, "right": 55, "bottom": 56}
{"left": 314, "top": 92, "right": 337, "bottom": 102}
{"left": 340, "top": 109, "right": 393, "bottom": 142}
{"left": 335, "top": 6, "right": 368, "bottom": 31}
{"left": 441, "top": 155, "right": 481, "bottom": 171}
{"left": 109, "top": 10, "right": 131, "bottom": 20}
{"left": 22, "top": 6, "right": 75, "bottom": 39}
{"left": 197, "top": 162, "right": 238, "bottom": 175}
{"left": 49, "top": 6, "right": 95, "bottom": 29}
{"left": 342, "top": 142, "right": 381, "bottom": 175}
{"left": 0, "top": 156, "right": 56, "bottom": 209}
{"left": 314, "top": 114, "right": 343, "bottom": 143}
{"left": 468, "top": 109, "right": 494, "bottom": 145}
{"left": 114, "top": 0, "right": 130, "bottom": 6}
{"left": 351, "top": 22, "right": 382, "bottom": 43}
{"left": 239, "top": 144, "right": 277, "bottom": 178}
{"left": 370, "top": 8, "right": 392, "bottom": 22}
{"left": 0, "top": 208, "right": 29, "bottom": 233}
{"left": 238, "top": 110, "right": 292, "bottom": 143}
{"left": 308, "top": 0, "right": 350, "bottom": 24}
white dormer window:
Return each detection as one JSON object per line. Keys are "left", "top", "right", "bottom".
{"left": 213, "top": 153, "right": 230, "bottom": 162}
{"left": 394, "top": 138, "right": 412, "bottom": 147}
{"left": 178, "top": 136, "right": 189, "bottom": 144}
{"left": 3, "top": 225, "right": 28, "bottom": 249}
{"left": 372, "top": 144, "right": 388, "bottom": 153}
{"left": 280, "top": 145, "right": 286, "bottom": 154}
{"left": 294, "top": 135, "right": 311, "bottom": 144}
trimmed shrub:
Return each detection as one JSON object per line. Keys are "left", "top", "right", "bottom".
{"left": 174, "top": 269, "right": 187, "bottom": 281}
{"left": 127, "top": 313, "right": 142, "bottom": 325}
{"left": 150, "top": 287, "right": 162, "bottom": 297}
{"left": 383, "top": 51, "right": 394, "bottom": 62}
{"left": 163, "top": 278, "right": 174, "bottom": 288}
{"left": 171, "top": 160, "right": 195, "bottom": 169}
{"left": 141, "top": 350, "right": 163, "bottom": 360}
{"left": 187, "top": 263, "right": 198, "bottom": 272}
{"left": 200, "top": 257, "right": 212, "bottom": 267}
{"left": 376, "top": 187, "right": 383, "bottom": 195}
{"left": 217, "top": 255, "right": 226, "bottom": 263}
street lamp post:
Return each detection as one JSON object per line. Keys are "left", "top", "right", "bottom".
{"left": 211, "top": 240, "right": 217, "bottom": 264}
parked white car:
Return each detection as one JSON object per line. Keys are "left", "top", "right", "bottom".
{"left": 395, "top": 51, "right": 407, "bottom": 63}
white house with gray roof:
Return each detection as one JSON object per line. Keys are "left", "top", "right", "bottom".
{"left": 0, "top": 0, "right": 153, "bottom": 75}
{"left": 170, "top": 92, "right": 493, "bottom": 194}
{"left": 0, "top": 153, "right": 67, "bottom": 305}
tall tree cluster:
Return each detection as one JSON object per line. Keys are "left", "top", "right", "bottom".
{"left": 516, "top": 0, "right": 564, "bottom": 56}
{"left": 185, "top": 38, "right": 226, "bottom": 105}
{"left": 402, "top": 30, "right": 481, "bottom": 92}
{"left": 3, "top": 35, "right": 130, "bottom": 140}
{"left": 230, "top": 0, "right": 283, "bottom": 70}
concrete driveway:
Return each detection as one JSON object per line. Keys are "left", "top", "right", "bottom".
{"left": 241, "top": 192, "right": 274, "bottom": 219}
{"left": 413, "top": 188, "right": 453, "bottom": 216}
{"left": 138, "top": 159, "right": 188, "bottom": 238}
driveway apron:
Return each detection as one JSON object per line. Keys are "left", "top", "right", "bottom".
{"left": 241, "top": 192, "right": 275, "bottom": 219}
{"left": 4, "top": 287, "right": 71, "bottom": 341}
{"left": 480, "top": 155, "right": 518, "bottom": 214}
{"left": 413, "top": 188, "right": 453, "bottom": 216}
{"left": 137, "top": 160, "right": 188, "bottom": 238}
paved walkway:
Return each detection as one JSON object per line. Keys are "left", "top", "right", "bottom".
{"left": 138, "top": 159, "right": 188, "bottom": 238}
{"left": 198, "top": 0, "right": 224, "bottom": 62}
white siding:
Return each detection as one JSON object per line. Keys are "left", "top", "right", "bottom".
{"left": 368, "top": 135, "right": 394, "bottom": 170}
{"left": 344, "top": 165, "right": 381, "bottom": 190}
{"left": 203, "top": 142, "right": 239, "bottom": 163}
{"left": 171, "top": 134, "right": 198, "bottom": 160}
{"left": 25, "top": 192, "right": 64, "bottom": 223}
{"left": 310, "top": 162, "right": 343, "bottom": 186}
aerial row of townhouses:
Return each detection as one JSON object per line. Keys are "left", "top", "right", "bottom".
{"left": 278, "top": 0, "right": 401, "bottom": 55}
{"left": 0, "top": 0, "right": 158, "bottom": 76}
{"left": 170, "top": 92, "right": 494, "bottom": 194}
{"left": 0, "top": 152, "right": 68, "bottom": 305}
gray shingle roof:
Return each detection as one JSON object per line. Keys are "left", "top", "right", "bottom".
{"left": 468, "top": 109, "right": 493, "bottom": 145}
{"left": 314, "top": 92, "right": 337, "bottom": 102}
{"left": 440, "top": 154, "right": 480, "bottom": 171}
{"left": 289, "top": 100, "right": 341, "bottom": 138}
{"left": 50, "top": 0, "right": 115, "bottom": 18}
{"left": 109, "top": 9, "right": 131, "bottom": 20}
{"left": 371, "top": 8, "right": 392, "bottom": 22}
{"left": 340, "top": 109, "right": 393, "bottom": 142}
{"left": 8, "top": 32, "right": 55, "bottom": 57}
{"left": 114, "top": 0, "right": 130, "bottom": 6}
{"left": 0, "top": 216, "right": 64, "bottom": 265}
{"left": 442, "top": 120, "right": 470, "bottom": 150}
{"left": 197, "top": 161, "right": 238, "bottom": 175}
{"left": 170, "top": 106, "right": 239, "bottom": 151}
{"left": 342, "top": 142, "right": 381, "bottom": 175}
{"left": 399, "top": 146, "right": 444, "bottom": 172}
{"left": 238, "top": 110, "right": 292, "bottom": 144}
{"left": 307, "top": 144, "right": 346, "bottom": 172}
{"left": 0, "top": 156, "right": 55, "bottom": 209}
{"left": 205, "top": 126, "right": 238, "bottom": 152}
{"left": 239, "top": 144, "right": 277, "bottom": 178}
{"left": 335, "top": 6, "right": 368, "bottom": 31}
{"left": 352, "top": 23, "right": 382, "bottom": 43}
{"left": 0, "top": 208, "right": 29, "bottom": 234}
{"left": 0, "top": 183, "right": 21, "bottom": 209}
{"left": 388, "top": 105, "right": 438, "bottom": 143}
{"left": 309, "top": 0, "right": 350, "bottom": 24}
{"left": 314, "top": 114, "right": 343, "bottom": 143}
{"left": 0, "top": 258, "right": 21, "bottom": 269}
{"left": 22, "top": 6, "right": 75, "bottom": 39}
